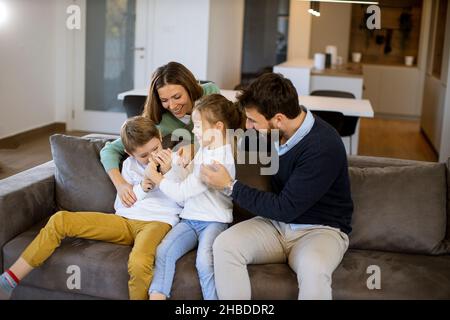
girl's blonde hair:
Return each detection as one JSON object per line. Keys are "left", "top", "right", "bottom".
{"left": 194, "top": 94, "right": 246, "bottom": 157}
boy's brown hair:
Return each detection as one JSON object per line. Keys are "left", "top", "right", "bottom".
{"left": 120, "top": 116, "right": 160, "bottom": 153}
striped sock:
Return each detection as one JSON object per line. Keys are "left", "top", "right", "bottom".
{"left": 0, "top": 270, "right": 19, "bottom": 300}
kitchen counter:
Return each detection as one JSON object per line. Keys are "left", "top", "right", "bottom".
{"left": 311, "top": 63, "right": 363, "bottom": 78}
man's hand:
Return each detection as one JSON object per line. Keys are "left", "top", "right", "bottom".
{"left": 144, "top": 160, "right": 164, "bottom": 186}
{"left": 117, "top": 181, "right": 137, "bottom": 207}
{"left": 200, "top": 160, "right": 233, "bottom": 190}
{"left": 153, "top": 148, "right": 172, "bottom": 174}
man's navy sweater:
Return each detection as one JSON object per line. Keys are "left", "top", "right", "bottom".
{"left": 232, "top": 117, "right": 354, "bottom": 234}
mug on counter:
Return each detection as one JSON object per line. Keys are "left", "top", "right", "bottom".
{"left": 405, "top": 56, "right": 415, "bottom": 66}
{"left": 352, "top": 52, "right": 362, "bottom": 63}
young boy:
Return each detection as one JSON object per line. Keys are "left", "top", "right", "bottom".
{"left": 0, "top": 116, "right": 184, "bottom": 300}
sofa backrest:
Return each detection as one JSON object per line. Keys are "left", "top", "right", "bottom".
{"left": 235, "top": 155, "right": 449, "bottom": 255}
{"left": 50, "top": 134, "right": 118, "bottom": 213}
{"left": 347, "top": 156, "right": 447, "bottom": 255}
{"left": 50, "top": 135, "right": 449, "bottom": 255}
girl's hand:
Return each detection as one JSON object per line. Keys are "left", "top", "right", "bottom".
{"left": 117, "top": 181, "right": 137, "bottom": 207}
{"left": 176, "top": 144, "right": 194, "bottom": 168}
{"left": 153, "top": 148, "right": 172, "bottom": 174}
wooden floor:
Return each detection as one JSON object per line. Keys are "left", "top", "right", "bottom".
{"left": 0, "top": 129, "right": 92, "bottom": 180}
{"left": 358, "top": 117, "right": 438, "bottom": 162}
{"left": 0, "top": 117, "right": 438, "bottom": 180}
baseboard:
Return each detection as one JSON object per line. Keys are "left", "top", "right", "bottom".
{"left": 374, "top": 113, "right": 421, "bottom": 121}
{"left": 419, "top": 127, "right": 440, "bottom": 158}
{"left": 0, "top": 123, "right": 66, "bottom": 149}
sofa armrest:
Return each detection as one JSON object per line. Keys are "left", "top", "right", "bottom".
{"left": 0, "top": 161, "right": 56, "bottom": 272}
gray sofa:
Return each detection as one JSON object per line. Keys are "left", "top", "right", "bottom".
{"left": 0, "top": 134, "right": 449, "bottom": 300}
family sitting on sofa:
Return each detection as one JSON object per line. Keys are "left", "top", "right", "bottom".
{"left": 0, "top": 62, "right": 354, "bottom": 301}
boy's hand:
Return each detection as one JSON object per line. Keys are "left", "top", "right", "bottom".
{"left": 144, "top": 160, "right": 164, "bottom": 186}
{"left": 140, "top": 177, "right": 155, "bottom": 192}
{"left": 117, "top": 182, "right": 137, "bottom": 207}
{"left": 153, "top": 148, "right": 172, "bottom": 174}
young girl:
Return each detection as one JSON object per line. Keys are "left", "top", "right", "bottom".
{"left": 145, "top": 94, "right": 244, "bottom": 300}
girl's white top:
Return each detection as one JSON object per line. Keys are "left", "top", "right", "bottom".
{"left": 159, "top": 144, "right": 236, "bottom": 223}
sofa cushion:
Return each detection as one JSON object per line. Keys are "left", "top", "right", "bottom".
{"left": 332, "top": 249, "right": 450, "bottom": 299}
{"left": 3, "top": 220, "right": 130, "bottom": 299}
{"left": 174, "top": 249, "right": 450, "bottom": 300}
{"left": 3, "top": 221, "right": 204, "bottom": 300}
{"left": 4, "top": 221, "right": 450, "bottom": 300}
{"left": 50, "top": 134, "right": 118, "bottom": 213}
{"left": 349, "top": 164, "right": 447, "bottom": 255}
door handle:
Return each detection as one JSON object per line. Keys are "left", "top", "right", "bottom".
{"left": 134, "top": 47, "right": 145, "bottom": 51}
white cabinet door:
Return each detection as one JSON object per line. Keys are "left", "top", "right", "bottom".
{"left": 362, "top": 65, "right": 382, "bottom": 113}
{"left": 363, "top": 65, "right": 420, "bottom": 117}
{"left": 379, "top": 67, "right": 420, "bottom": 117}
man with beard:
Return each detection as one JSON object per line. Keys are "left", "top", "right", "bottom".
{"left": 200, "top": 73, "right": 353, "bottom": 300}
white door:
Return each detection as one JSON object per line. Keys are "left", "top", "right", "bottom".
{"left": 70, "top": 0, "right": 153, "bottom": 134}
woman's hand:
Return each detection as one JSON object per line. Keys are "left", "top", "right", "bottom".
{"left": 153, "top": 148, "right": 172, "bottom": 174}
{"left": 108, "top": 168, "right": 137, "bottom": 207}
{"left": 117, "top": 181, "right": 137, "bottom": 207}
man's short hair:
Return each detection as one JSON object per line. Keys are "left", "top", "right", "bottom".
{"left": 120, "top": 116, "right": 160, "bottom": 153}
{"left": 237, "top": 73, "right": 301, "bottom": 120}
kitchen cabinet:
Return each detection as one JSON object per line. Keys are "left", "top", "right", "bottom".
{"left": 362, "top": 64, "right": 421, "bottom": 117}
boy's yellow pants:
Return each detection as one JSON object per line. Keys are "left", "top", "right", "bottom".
{"left": 21, "top": 211, "right": 171, "bottom": 300}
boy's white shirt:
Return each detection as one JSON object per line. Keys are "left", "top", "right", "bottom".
{"left": 159, "top": 144, "right": 236, "bottom": 223}
{"left": 114, "top": 153, "right": 188, "bottom": 226}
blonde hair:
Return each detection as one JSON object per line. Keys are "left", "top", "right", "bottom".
{"left": 194, "top": 94, "right": 245, "bottom": 157}
{"left": 120, "top": 116, "right": 160, "bottom": 153}
{"left": 194, "top": 94, "right": 245, "bottom": 131}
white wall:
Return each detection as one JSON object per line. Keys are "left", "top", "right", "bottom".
{"left": 0, "top": 0, "right": 57, "bottom": 139}
{"left": 149, "top": 0, "right": 244, "bottom": 89}
{"left": 309, "top": 3, "right": 352, "bottom": 63}
{"left": 207, "top": 0, "right": 244, "bottom": 89}
{"left": 440, "top": 64, "right": 450, "bottom": 163}
{"left": 53, "top": 0, "right": 72, "bottom": 123}
{"left": 437, "top": 4, "right": 450, "bottom": 163}
{"left": 421, "top": 0, "right": 450, "bottom": 162}
{"left": 0, "top": 0, "right": 246, "bottom": 137}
